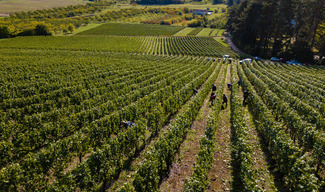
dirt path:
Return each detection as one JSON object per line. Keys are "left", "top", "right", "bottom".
{"left": 159, "top": 65, "right": 225, "bottom": 192}
{"left": 225, "top": 37, "right": 245, "bottom": 55}
{"left": 207, "top": 64, "right": 232, "bottom": 192}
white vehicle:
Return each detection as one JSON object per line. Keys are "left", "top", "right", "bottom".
{"left": 239, "top": 58, "right": 252, "bottom": 64}
{"left": 223, "top": 55, "right": 231, "bottom": 63}
{"left": 244, "top": 58, "right": 252, "bottom": 63}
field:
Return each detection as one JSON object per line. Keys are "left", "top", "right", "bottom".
{"left": 76, "top": 23, "right": 185, "bottom": 36}
{"left": 187, "top": 27, "right": 203, "bottom": 36}
{"left": 0, "top": 35, "right": 237, "bottom": 57}
{"left": 214, "top": 37, "right": 229, "bottom": 47}
{"left": 67, "top": 23, "right": 104, "bottom": 36}
{"left": 196, "top": 28, "right": 213, "bottom": 36}
{"left": 1, "top": 2, "right": 325, "bottom": 192}
{"left": 173, "top": 27, "right": 195, "bottom": 36}
{"left": 1, "top": 37, "right": 324, "bottom": 191}
{"left": 104, "top": 3, "right": 228, "bottom": 12}
{"left": 0, "top": 0, "right": 86, "bottom": 16}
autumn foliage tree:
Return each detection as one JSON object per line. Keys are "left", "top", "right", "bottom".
{"left": 0, "top": 26, "right": 11, "bottom": 38}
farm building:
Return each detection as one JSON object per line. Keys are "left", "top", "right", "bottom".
{"left": 192, "top": 9, "right": 212, "bottom": 15}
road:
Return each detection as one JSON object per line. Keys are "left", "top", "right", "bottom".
{"left": 225, "top": 37, "right": 245, "bottom": 55}
{"left": 226, "top": 36, "right": 268, "bottom": 62}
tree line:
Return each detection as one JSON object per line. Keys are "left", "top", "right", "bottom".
{"left": 227, "top": 0, "right": 325, "bottom": 63}
{"left": 0, "top": 3, "right": 190, "bottom": 38}
{"left": 134, "top": 0, "right": 184, "bottom": 5}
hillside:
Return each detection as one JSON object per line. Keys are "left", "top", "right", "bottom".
{"left": 0, "top": 1, "right": 324, "bottom": 192}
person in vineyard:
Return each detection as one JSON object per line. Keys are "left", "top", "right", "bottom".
{"left": 212, "top": 83, "right": 217, "bottom": 92}
{"left": 210, "top": 92, "right": 216, "bottom": 105}
{"left": 121, "top": 121, "right": 135, "bottom": 128}
{"left": 237, "top": 79, "right": 242, "bottom": 86}
{"left": 227, "top": 83, "right": 232, "bottom": 90}
{"left": 222, "top": 94, "right": 228, "bottom": 108}
{"left": 243, "top": 90, "right": 249, "bottom": 106}
{"left": 193, "top": 88, "right": 198, "bottom": 95}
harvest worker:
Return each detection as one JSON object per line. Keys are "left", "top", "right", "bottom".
{"left": 243, "top": 90, "right": 249, "bottom": 105}
{"left": 237, "top": 79, "right": 242, "bottom": 86}
{"left": 210, "top": 92, "right": 216, "bottom": 105}
{"left": 227, "top": 83, "right": 232, "bottom": 90}
{"left": 212, "top": 83, "right": 217, "bottom": 92}
{"left": 121, "top": 121, "right": 135, "bottom": 128}
{"left": 193, "top": 88, "right": 198, "bottom": 95}
{"left": 222, "top": 94, "right": 228, "bottom": 108}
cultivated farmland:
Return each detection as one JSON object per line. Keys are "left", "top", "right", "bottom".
{"left": 0, "top": 7, "right": 324, "bottom": 192}
{"left": 0, "top": 35, "right": 237, "bottom": 57}
{"left": 76, "top": 23, "right": 185, "bottom": 36}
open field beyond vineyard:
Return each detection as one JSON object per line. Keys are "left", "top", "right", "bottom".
{"left": 0, "top": 0, "right": 86, "bottom": 16}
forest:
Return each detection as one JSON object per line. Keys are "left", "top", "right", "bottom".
{"left": 227, "top": 0, "right": 325, "bottom": 63}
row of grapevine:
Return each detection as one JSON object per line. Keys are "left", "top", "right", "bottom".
{"left": 229, "top": 64, "right": 259, "bottom": 191}
{"left": 242, "top": 62, "right": 325, "bottom": 176}
{"left": 237, "top": 63, "right": 321, "bottom": 191}
{"left": 0, "top": 56, "right": 218, "bottom": 191}
{"left": 0, "top": 50, "right": 173, "bottom": 103}
{"left": 272, "top": 63, "right": 325, "bottom": 95}
{"left": 278, "top": 63, "right": 325, "bottom": 87}
{"left": 0, "top": 62, "right": 198, "bottom": 166}
{"left": 251, "top": 62, "right": 325, "bottom": 129}
{"left": 149, "top": 36, "right": 237, "bottom": 57}
{"left": 187, "top": 28, "right": 203, "bottom": 36}
{"left": 117, "top": 60, "right": 223, "bottom": 192}
{"left": 1, "top": 55, "right": 183, "bottom": 127}
{"left": 0, "top": 36, "right": 145, "bottom": 54}
{"left": 76, "top": 23, "right": 185, "bottom": 36}
{"left": 265, "top": 62, "right": 325, "bottom": 102}
{"left": 183, "top": 64, "right": 227, "bottom": 191}
{"left": 0, "top": 36, "right": 238, "bottom": 58}
{"left": 1, "top": 54, "right": 197, "bottom": 165}
{"left": 47, "top": 61, "right": 222, "bottom": 192}
{"left": 257, "top": 62, "right": 325, "bottom": 116}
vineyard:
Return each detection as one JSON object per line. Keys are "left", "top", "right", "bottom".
{"left": 0, "top": 21, "right": 325, "bottom": 192}
{"left": 76, "top": 23, "right": 185, "bottom": 36}
{"left": 0, "top": 35, "right": 237, "bottom": 57}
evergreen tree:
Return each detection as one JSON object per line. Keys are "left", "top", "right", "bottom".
{"left": 214, "top": 0, "right": 224, "bottom": 4}
{"left": 227, "top": 0, "right": 325, "bottom": 62}
{"left": 34, "top": 24, "right": 52, "bottom": 36}
{"left": 228, "top": 0, "right": 234, "bottom": 7}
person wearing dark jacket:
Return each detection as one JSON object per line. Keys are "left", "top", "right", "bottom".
{"left": 243, "top": 90, "right": 249, "bottom": 105}
{"left": 222, "top": 94, "right": 228, "bottom": 108}
{"left": 227, "top": 83, "right": 232, "bottom": 90}
{"left": 237, "top": 79, "right": 242, "bottom": 86}
{"left": 121, "top": 121, "right": 135, "bottom": 128}
{"left": 210, "top": 92, "right": 216, "bottom": 105}
{"left": 212, "top": 83, "right": 217, "bottom": 92}
{"left": 193, "top": 88, "right": 198, "bottom": 95}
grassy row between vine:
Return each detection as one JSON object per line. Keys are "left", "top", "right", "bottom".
{"left": 183, "top": 64, "right": 227, "bottom": 191}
